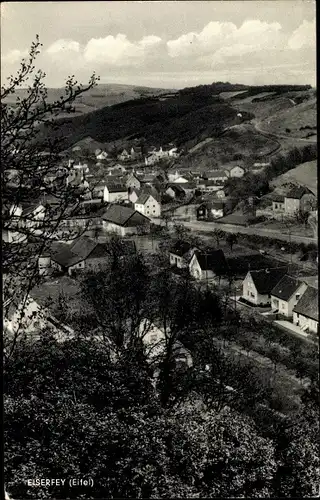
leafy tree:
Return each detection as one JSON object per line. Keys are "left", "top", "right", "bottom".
{"left": 2, "top": 37, "right": 98, "bottom": 359}
{"left": 272, "top": 392, "right": 320, "bottom": 497}
{"left": 212, "top": 228, "right": 224, "bottom": 247}
{"left": 79, "top": 252, "right": 153, "bottom": 354}
{"left": 226, "top": 232, "right": 238, "bottom": 251}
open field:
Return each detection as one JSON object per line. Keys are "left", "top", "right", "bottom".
{"left": 260, "top": 99, "right": 316, "bottom": 139}
{"left": 231, "top": 92, "right": 276, "bottom": 104}
{"left": 270, "top": 160, "right": 317, "bottom": 194}
{"left": 179, "top": 128, "right": 277, "bottom": 169}
{"left": 251, "top": 219, "right": 314, "bottom": 238}
{"left": 219, "top": 90, "right": 248, "bottom": 99}
{"left": 3, "top": 83, "right": 170, "bottom": 116}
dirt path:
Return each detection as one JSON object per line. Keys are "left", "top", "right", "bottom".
{"left": 253, "top": 119, "right": 317, "bottom": 144}
{"left": 152, "top": 218, "right": 317, "bottom": 245}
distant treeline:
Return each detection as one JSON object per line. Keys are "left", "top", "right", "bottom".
{"left": 179, "top": 82, "right": 246, "bottom": 96}
{"left": 231, "top": 85, "right": 312, "bottom": 100}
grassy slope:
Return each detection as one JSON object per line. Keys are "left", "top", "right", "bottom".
{"left": 36, "top": 83, "right": 315, "bottom": 172}
{"left": 230, "top": 89, "right": 316, "bottom": 136}
{"left": 4, "top": 83, "right": 171, "bottom": 115}
{"left": 270, "top": 160, "right": 317, "bottom": 193}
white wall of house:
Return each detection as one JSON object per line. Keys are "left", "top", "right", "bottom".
{"left": 293, "top": 312, "right": 318, "bottom": 333}
{"left": 38, "top": 255, "right": 51, "bottom": 275}
{"left": 128, "top": 190, "right": 139, "bottom": 203}
{"left": 146, "top": 197, "right": 161, "bottom": 217}
{"left": 102, "top": 221, "right": 139, "bottom": 236}
{"left": 210, "top": 208, "right": 224, "bottom": 218}
{"left": 68, "top": 260, "right": 85, "bottom": 275}
{"left": 165, "top": 187, "right": 176, "bottom": 198}
{"left": 102, "top": 221, "right": 126, "bottom": 237}
{"left": 134, "top": 203, "right": 145, "bottom": 214}
{"left": 242, "top": 272, "right": 270, "bottom": 305}
{"left": 272, "top": 201, "right": 285, "bottom": 213}
{"left": 271, "top": 282, "right": 308, "bottom": 318}
{"left": 189, "top": 255, "right": 216, "bottom": 281}
{"left": 229, "top": 166, "right": 245, "bottom": 178}
{"left": 135, "top": 196, "right": 161, "bottom": 217}
{"left": 284, "top": 197, "right": 300, "bottom": 215}
{"left": 169, "top": 253, "right": 187, "bottom": 269}
{"left": 103, "top": 188, "right": 128, "bottom": 203}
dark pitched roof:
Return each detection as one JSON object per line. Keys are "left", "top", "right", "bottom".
{"left": 102, "top": 204, "right": 149, "bottom": 226}
{"left": 174, "top": 181, "right": 196, "bottom": 189}
{"left": 167, "top": 184, "right": 186, "bottom": 194}
{"left": 21, "top": 202, "right": 43, "bottom": 215}
{"left": 198, "top": 201, "right": 224, "bottom": 211}
{"left": 106, "top": 183, "right": 127, "bottom": 193}
{"left": 272, "top": 194, "right": 285, "bottom": 202}
{"left": 293, "top": 286, "right": 318, "bottom": 321}
{"left": 194, "top": 249, "right": 227, "bottom": 272}
{"left": 271, "top": 275, "right": 305, "bottom": 301}
{"left": 286, "top": 186, "right": 314, "bottom": 199}
{"left": 202, "top": 170, "right": 228, "bottom": 179}
{"left": 249, "top": 267, "right": 287, "bottom": 294}
{"left": 223, "top": 164, "right": 245, "bottom": 171}
{"left": 52, "top": 236, "right": 99, "bottom": 267}
{"left": 136, "top": 193, "right": 152, "bottom": 205}
{"left": 170, "top": 241, "right": 195, "bottom": 258}
{"left": 101, "top": 204, "right": 135, "bottom": 225}
{"left": 139, "top": 174, "right": 156, "bottom": 183}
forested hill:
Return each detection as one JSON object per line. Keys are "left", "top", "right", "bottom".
{"left": 40, "top": 82, "right": 312, "bottom": 151}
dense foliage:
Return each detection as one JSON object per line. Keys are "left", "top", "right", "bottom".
{"left": 41, "top": 93, "right": 240, "bottom": 150}
{"left": 265, "top": 143, "right": 317, "bottom": 180}
{"left": 4, "top": 255, "right": 319, "bottom": 499}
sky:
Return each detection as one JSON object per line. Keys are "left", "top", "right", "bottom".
{"left": 1, "top": 1, "right": 316, "bottom": 89}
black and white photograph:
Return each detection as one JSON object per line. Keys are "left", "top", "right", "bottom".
{"left": 2, "top": 1, "right": 318, "bottom": 498}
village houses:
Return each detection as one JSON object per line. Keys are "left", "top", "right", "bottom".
{"left": 197, "top": 201, "right": 225, "bottom": 220}
{"left": 201, "top": 170, "right": 229, "bottom": 183}
{"left": 103, "top": 183, "right": 128, "bottom": 203}
{"left": 39, "top": 236, "right": 137, "bottom": 277}
{"left": 169, "top": 241, "right": 199, "bottom": 269}
{"left": 292, "top": 286, "right": 318, "bottom": 334}
{"left": 242, "top": 267, "right": 287, "bottom": 306}
{"left": 101, "top": 204, "right": 151, "bottom": 236}
{"left": 189, "top": 250, "right": 227, "bottom": 282}
{"left": 134, "top": 193, "right": 161, "bottom": 217}
{"left": 223, "top": 164, "right": 246, "bottom": 178}
{"left": 270, "top": 275, "right": 308, "bottom": 318}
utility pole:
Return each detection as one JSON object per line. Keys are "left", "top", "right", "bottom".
{"left": 288, "top": 226, "right": 292, "bottom": 275}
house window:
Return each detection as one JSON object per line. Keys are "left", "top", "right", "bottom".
{"left": 247, "top": 291, "right": 250, "bottom": 297}
{"left": 295, "top": 294, "right": 300, "bottom": 300}
{"left": 275, "top": 204, "right": 278, "bottom": 209}
{"left": 248, "top": 282, "right": 251, "bottom": 288}
{"left": 250, "top": 292, "right": 255, "bottom": 298}
{"left": 281, "top": 302, "right": 285, "bottom": 309}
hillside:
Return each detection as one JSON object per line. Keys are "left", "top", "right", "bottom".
{"left": 37, "top": 82, "right": 316, "bottom": 168}
{"left": 41, "top": 93, "right": 247, "bottom": 151}
{"left": 223, "top": 88, "right": 316, "bottom": 139}
{"left": 175, "top": 128, "right": 278, "bottom": 170}
{"left": 270, "top": 160, "right": 317, "bottom": 194}
{"left": 3, "top": 83, "right": 171, "bottom": 116}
